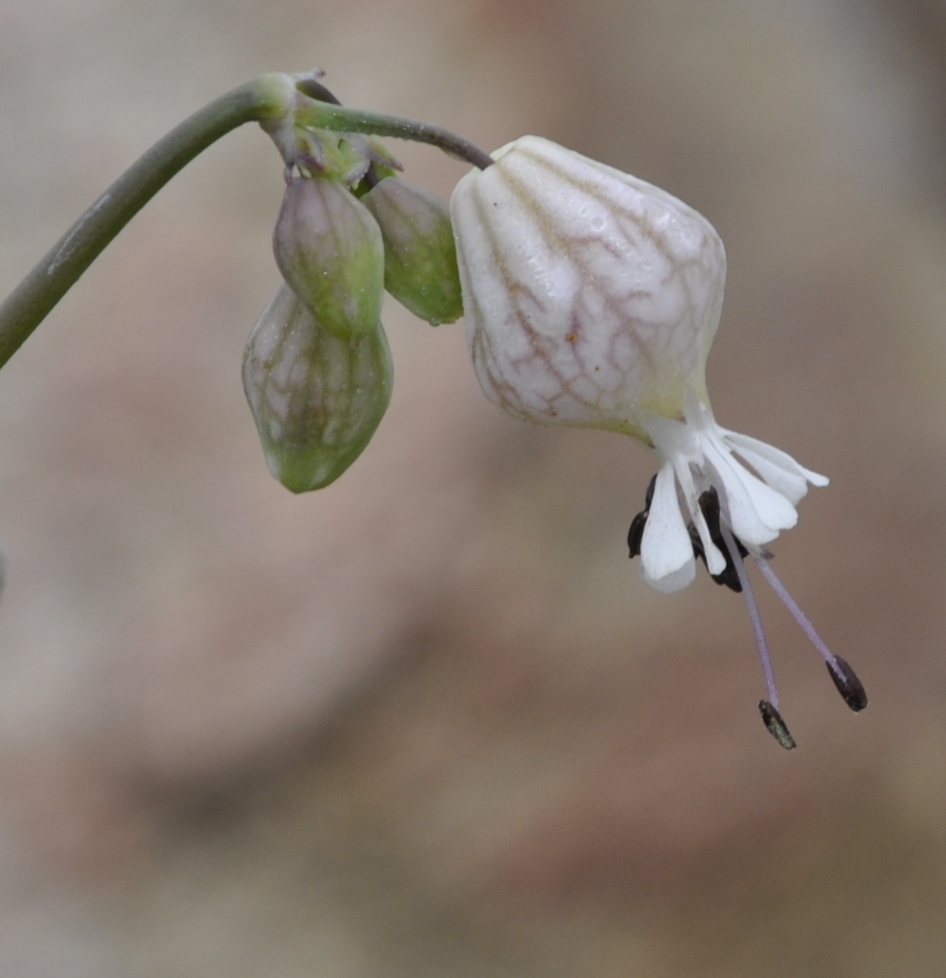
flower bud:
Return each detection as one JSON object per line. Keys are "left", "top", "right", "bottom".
{"left": 242, "top": 284, "right": 393, "bottom": 492}
{"left": 362, "top": 177, "right": 463, "bottom": 325}
{"left": 273, "top": 176, "right": 385, "bottom": 340}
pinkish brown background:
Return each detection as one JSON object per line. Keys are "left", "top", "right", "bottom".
{"left": 1, "top": 0, "right": 946, "bottom": 974}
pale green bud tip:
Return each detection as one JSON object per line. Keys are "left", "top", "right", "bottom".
{"left": 242, "top": 285, "right": 393, "bottom": 492}
{"left": 362, "top": 177, "right": 463, "bottom": 326}
{"left": 273, "top": 176, "right": 385, "bottom": 341}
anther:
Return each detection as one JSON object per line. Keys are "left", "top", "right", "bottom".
{"left": 752, "top": 555, "right": 869, "bottom": 714}
{"left": 627, "top": 473, "right": 657, "bottom": 558}
{"left": 696, "top": 488, "right": 747, "bottom": 592}
{"left": 759, "top": 700, "right": 797, "bottom": 750}
{"left": 826, "top": 655, "right": 868, "bottom": 712}
{"left": 627, "top": 512, "right": 647, "bottom": 558}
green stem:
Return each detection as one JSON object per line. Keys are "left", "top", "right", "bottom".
{"left": 294, "top": 98, "right": 495, "bottom": 172}
{"left": 0, "top": 74, "right": 291, "bottom": 370}
{"left": 0, "top": 72, "right": 493, "bottom": 371}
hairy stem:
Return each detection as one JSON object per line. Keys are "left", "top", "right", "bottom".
{"left": 294, "top": 97, "right": 495, "bottom": 171}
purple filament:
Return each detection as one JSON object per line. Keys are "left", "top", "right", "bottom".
{"left": 719, "top": 524, "right": 780, "bottom": 708}
{"left": 751, "top": 554, "right": 837, "bottom": 669}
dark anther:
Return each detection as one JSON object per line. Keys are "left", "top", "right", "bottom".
{"left": 626, "top": 480, "right": 752, "bottom": 590}
{"left": 627, "top": 473, "right": 657, "bottom": 559}
{"left": 759, "top": 700, "right": 797, "bottom": 750}
{"left": 627, "top": 512, "right": 647, "bottom": 558}
{"left": 826, "top": 656, "right": 868, "bottom": 712}
{"left": 695, "top": 487, "right": 747, "bottom": 592}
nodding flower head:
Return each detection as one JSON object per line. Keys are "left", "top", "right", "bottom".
{"left": 451, "top": 135, "right": 866, "bottom": 746}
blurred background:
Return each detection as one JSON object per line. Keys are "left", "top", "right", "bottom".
{"left": 2, "top": 0, "right": 946, "bottom": 974}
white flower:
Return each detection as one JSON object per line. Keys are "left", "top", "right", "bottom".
{"left": 450, "top": 134, "right": 827, "bottom": 593}
{"left": 451, "top": 135, "right": 865, "bottom": 745}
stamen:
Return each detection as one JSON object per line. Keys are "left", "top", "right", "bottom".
{"left": 751, "top": 555, "right": 868, "bottom": 712}
{"left": 697, "top": 488, "right": 747, "bottom": 592}
{"left": 675, "top": 462, "right": 726, "bottom": 576}
{"left": 627, "top": 512, "right": 647, "bottom": 558}
{"left": 759, "top": 700, "right": 797, "bottom": 750}
{"left": 719, "top": 523, "right": 781, "bottom": 710}
{"left": 627, "top": 473, "right": 656, "bottom": 558}
{"left": 825, "top": 656, "right": 868, "bottom": 712}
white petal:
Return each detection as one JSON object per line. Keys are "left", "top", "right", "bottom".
{"left": 645, "top": 559, "right": 697, "bottom": 594}
{"left": 640, "top": 464, "right": 697, "bottom": 591}
{"left": 703, "top": 441, "right": 798, "bottom": 545}
{"left": 672, "top": 458, "right": 727, "bottom": 576}
{"left": 723, "top": 431, "right": 828, "bottom": 492}
{"left": 727, "top": 443, "right": 810, "bottom": 505}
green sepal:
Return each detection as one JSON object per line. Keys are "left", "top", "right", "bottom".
{"left": 362, "top": 177, "right": 463, "bottom": 325}
{"left": 243, "top": 285, "right": 393, "bottom": 492}
{"left": 273, "top": 175, "right": 385, "bottom": 340}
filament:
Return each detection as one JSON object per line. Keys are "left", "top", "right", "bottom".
{"left": 752, "top": 554, "right": 835, "bottom": 667}
{"left": 719, "top": 524, "right": 780, "bottom": 708}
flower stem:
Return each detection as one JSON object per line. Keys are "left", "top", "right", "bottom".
{"left": 0, "top": 74, "right": 293, "bottom": 371}
{"left": 0, "top": 72, "right": 493, "bottom": 373}
{"left": 293, "top": 94, "right": 495, "bottom": 171}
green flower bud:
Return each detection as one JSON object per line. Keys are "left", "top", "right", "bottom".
{"left": 242, "top": 284, "right": 393, "bottom": 492}
{"left": 273, "top": 176, "right": 385, "bottom": 340}
{"left": 362, "top": 177, "right": 463, "bottom": 326}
